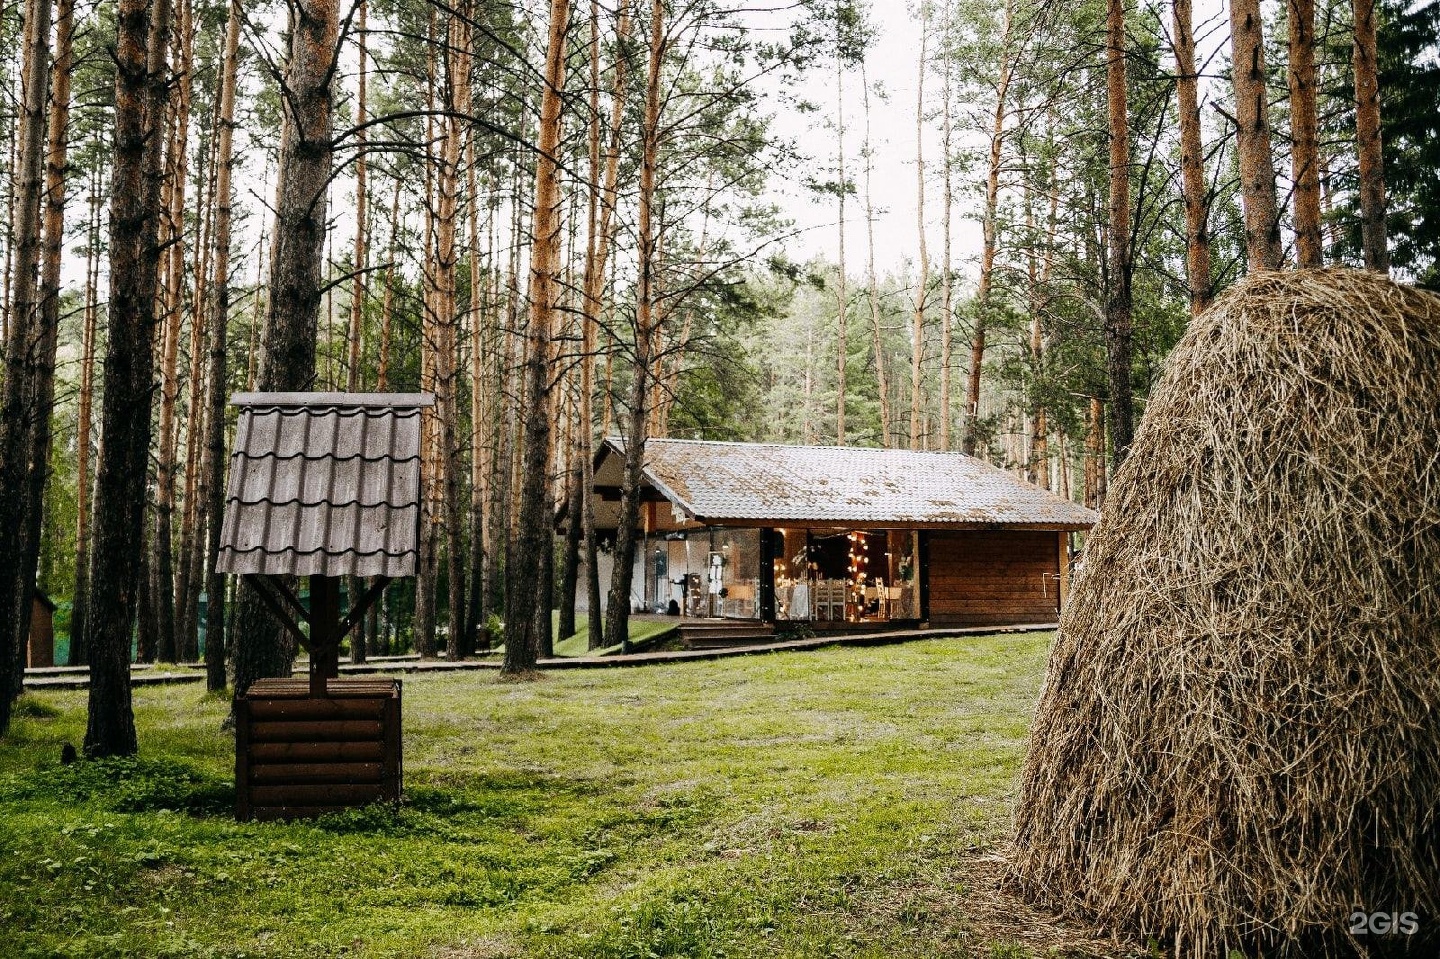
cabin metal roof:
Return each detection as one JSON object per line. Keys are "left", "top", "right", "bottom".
{"left": 595, "top": 438, "right": 1098, "bottom": 530}
{"left": 216, "top": 392, "right": 434, "bottom": 578}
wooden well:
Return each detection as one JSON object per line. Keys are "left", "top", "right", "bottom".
{"left": 235, "top": 676, "right": 402, "bottom": 821}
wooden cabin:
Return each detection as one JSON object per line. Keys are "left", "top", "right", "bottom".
{"left": 588, "top": 439, "right": 1098, "bottom": 629}
{"left": 27, "top": 590, "right": 55, "bottom": 668}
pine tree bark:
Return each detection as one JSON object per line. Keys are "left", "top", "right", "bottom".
{"left": 1351, "top": 0, "right": 1387, "bottom": 272}
{"left": 1288, "top": 0, "right": 1321, "bottom": 266}
{"left": 438, "top": 6, "right": 469, "bottom": 660}
{"left": 71, "top": 156, "right": 103, "bottom": 666}
{"left": 1173, "top": 0, "right": 1212, "bottom": 312}
{"left": 377, "top": 176, "right": 400, "bottom": 390}
{"left": 83, "top": 0, "right": 172, "bottom": 756}
{"left": 0, "top": 0, "right": 55, "bottom": 723}
{"left": 156, "top": 0, "right": 195, "bottom": 664}
{"left": 861, "top": 61, "right": 890, "bottom": 448}
{"left": 1105, "top": 0, "right": 1135, "bottom": 464}
{"left": 347, "top": 0, "right": 368, "bottom": 395}
{"left": 835, "top": 45, "right": 847, "bottom": 446}
{"left": 605, "top": 0, "right": 663, "bottom": 654}
{"left": 1, "top": 0, "right": 60, "bottom": 705}
{"left": 910, "top": 17, "right": 928, "bottom": 452}
{"left": 27, "top": 0, "right": 75, "bottom": 677}
{"left": 580, "top": 0, "right": 631, "bottom": 648}
{"left": 346, "top": 0, "right": 371, "bottom": 667}
{"left": 200, "top": 0, "right": 241, "bottom": 693}
{"left": 963, "top": 2, "right": 1013, "bottom": 456}
{"left": 939, "top": 16, "right": 953, "bottom": 452}
{"left": 414, "top": 17, "right": 439, "bottom": 660}
{"left": 233, "top": 0, "right": 339, "bottom": 698}
{"left": 505, "top": 0, "right": 571, "bottom": 673}
{"left": 1229, "top": 0, "right": 1283, "bottom": 270}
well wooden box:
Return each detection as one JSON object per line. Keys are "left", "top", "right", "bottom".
{"left": 235, "top": 677, "right": 402, "bottom": 821}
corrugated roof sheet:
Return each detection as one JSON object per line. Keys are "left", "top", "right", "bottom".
{"left": 604, "top": 438, "right": 1098, "bottom": 529}
{"left": 216, "top": 393, "right": 434, "bottom": 577}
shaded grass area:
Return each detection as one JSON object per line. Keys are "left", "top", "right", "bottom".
{"left": 550, "top": 615, "right": 678, "bottom": 657}
{"left": 0, "top": 632, "right": 1093, "bottom": 958}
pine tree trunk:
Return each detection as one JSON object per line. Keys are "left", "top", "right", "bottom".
{"left": 1287, "top": 0, "right": 1321, "bottom": 266}
{"left": 27, "top": 0, "right": 74, "bottom": 676}
{"left": 939, "top": 16, "right": 952, "bottom": 453}
{"left": 583, "top": 0, "right": 631, "bottom": 648}
{"left": 861, "top": 61, "right": 890, "bottom": 448}
{"left": 504, "top": 0, "right": 571, "bottom": 673}
{"left": 463, "top": 137, "right": 488, "bottom": 657}
{"left": 414, "top": 19, "right": 439, "bottom": 660}
{"left": 377, "top": 176, "right": 400, "bottom": 390}
{"left": 1084, "top": 397, "right": 1103, "bottom": 509}
{"left": 72, "top": 156, "right": 103, "bottom": 666}
{"left": 1351, "top": 0, "right": 1387, "bottom": 272}
{"left": 347, "top": 0, "right": 368, "bottom": 394}
{"left": 84, "top": 0, "right": 172, "bottom": 755}
{"left": 964, "top": 3, "right": 1012, "bottom": 456}
{"left": 1173, "top": 0, "right": 1212, "bottom": 312}
{"left": 910, "top": 17, "right": 928, "bottom": 452}
{"left": 177, "top": 38, "right": 217, "bottom": 666}
{"left": 0, "top": 0, "right": 55, "bottom": 725}
{"left": 345, "top": 0, "right": 369, "bottom": 665}
{"left": 605, "top": 0, "right": 663, "bottom": 654}
{"left": 1105, "top": 0, "right": 1135, "bottom": 464}
{"left": 835, "top": 48, "right": 847, "bottom": 446}
{"left": 153, "top": 0, "right": 195, "bottom": 664}
{"left": 200, "top": 0, "right": 241, "bottom": 693}
{"left": 233, "top": 0, "right": 339, "bottom": 699}
{"left": 439, "top": 7, "right": 470, "bottom": 660}
{"left": 1229, "top": 0, "right": 1283, "bottom": 270}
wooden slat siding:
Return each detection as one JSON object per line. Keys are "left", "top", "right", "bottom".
{"left": 249, "top": 741, "right": 386, "bottom": 763}
{"left": 247, "top": 698, "right": 386, "bottom": 720}
{"left": 926, "top": 530, "right": 1060, "bottom": 627}
{"left": 251, "top": 784, "right": 386, "bottom": 805}
{"left": 236, "top": 677, "right": 401, "bottom": 821}
{"left": 249, "top": 720, "right": 385, "bottom": 742}
{"left": 250, "top": 762, "right": 384, "bottom": 784}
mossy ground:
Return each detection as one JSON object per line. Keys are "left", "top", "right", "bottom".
{"left": 0, "top": 632, "right": 1090, "bottom": 958}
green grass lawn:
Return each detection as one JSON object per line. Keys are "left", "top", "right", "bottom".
{"left": 549, "top": 615, "right": 678, "bottom": 657}
{"left": 0, "top": 631, "right": 1115, "bottom": 958}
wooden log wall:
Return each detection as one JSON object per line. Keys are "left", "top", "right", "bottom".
{"left": 235, "top": 677, "right": 402, "bottom": 821}
{"left": 925, "top": 530, "right": 1063, "bottom": 627}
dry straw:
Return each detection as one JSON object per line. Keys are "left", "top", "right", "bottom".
{"left": 1010, "top": 268, "right": 1440, "bottom": 957}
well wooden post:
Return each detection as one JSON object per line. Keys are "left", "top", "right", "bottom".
{"left": 309, "top": 574, "right": 341, "bottom": 695}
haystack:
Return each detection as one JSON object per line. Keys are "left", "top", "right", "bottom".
{"left": 1011, "top": 268, "right": 1440, "bottom": 957}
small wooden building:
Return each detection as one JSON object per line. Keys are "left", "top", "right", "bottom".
{"left": 217, "top": 392, "right": 432, "bottom": 820}
{"left": 27, "top": 590, "right": 55, "bottom": 668}
{"left": 591, "top": 439, "right": 1098, "bottom": 628}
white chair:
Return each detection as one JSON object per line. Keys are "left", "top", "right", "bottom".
{"left": 819, "top": 580, "right": 844, "bottom": 621}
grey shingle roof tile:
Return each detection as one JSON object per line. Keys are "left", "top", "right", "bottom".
{"left": 216, "top": 393, "right": 434, "bottom": 578}
{"left": 610, "top": 438, "right": 1097, "bottom": 529}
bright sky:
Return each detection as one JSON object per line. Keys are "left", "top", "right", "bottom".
{"left": 772, "top": 0, "right": 1233, "bottom": 285}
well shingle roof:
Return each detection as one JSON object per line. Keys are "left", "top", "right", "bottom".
{"left": 216, "top": 392, "right": 434, "bottom": 577}
{"left": 602, "top": 438, "right": 1097, "bottom": 529}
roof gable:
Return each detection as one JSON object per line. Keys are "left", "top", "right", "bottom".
{"left": 601, "top": 438, "right": 1097, "bottom": 529}
{"left": 216, "top": 392, "right": 434, "bottom": 577}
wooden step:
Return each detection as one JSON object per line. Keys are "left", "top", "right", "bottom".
{"left": 678, "top": 621, "right": 776, "bottom": 650}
